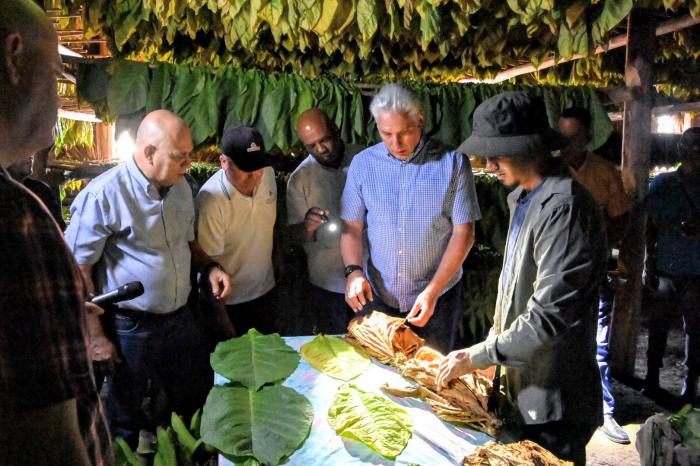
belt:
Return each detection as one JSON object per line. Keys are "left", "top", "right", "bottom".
{"left": 113, "top": 304, "right": 188, "bottom": 322}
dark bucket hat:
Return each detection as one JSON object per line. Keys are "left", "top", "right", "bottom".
{"left": 457, "top": 91, "right": 568, "bottom": 158}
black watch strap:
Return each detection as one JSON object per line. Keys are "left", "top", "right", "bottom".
{"left": 344, "top": 264, "right": 363, "bottom": 278}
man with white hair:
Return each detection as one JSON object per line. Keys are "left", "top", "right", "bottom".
{"left": 340, "top": 83, "right": 481, "bottom": 353}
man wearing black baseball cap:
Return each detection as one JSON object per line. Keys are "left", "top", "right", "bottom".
{"left": 196, "top": 125, "right": 278, "bottom": 340}
{"left": 436, "top": 92, "right": 607, "bottom": 465}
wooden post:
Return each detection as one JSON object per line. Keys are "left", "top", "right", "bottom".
{"left": 610, "top": 9, "right": 656, "bottom": 377}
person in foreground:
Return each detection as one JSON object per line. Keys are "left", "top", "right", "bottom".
{"left": 436, "top": 92, "right": 607, "bottom": 466}
{"left": 0, "top": 0, "right": 111, "bottom": 464}
{"left": 65, "top": 109, "right": 232, "bottom": 446}
{"left": 340, "top": 83, "right": 480, "bottom": 353}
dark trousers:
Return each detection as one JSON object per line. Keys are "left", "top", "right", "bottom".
{"left": 225, "top": 287, "right": 279, "bottom": 336}
{"left": 515, "top": 421, "right": 597, "bottom": 466}
{"left": 646, "top": 275, "right": 700, "bottom": 383}
{"left": 105, "top": 306, "right": 212, "bottom": 445}
{"left": 359, "top": 282, "right": 462, "bottom": 354}
{"left": 306, "top": 284, "right": 355, "bottom": 335}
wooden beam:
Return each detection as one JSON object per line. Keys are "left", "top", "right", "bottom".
{"left": 610, "top": 8, "right": 656, "bottom": 378}
{"left": 608, "top": 101, "right": 700, "bottom": 121}
{"left": 460, "top": 14, "right": 699, "bottom": 84}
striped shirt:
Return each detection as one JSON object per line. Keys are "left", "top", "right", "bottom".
{"left": 0, "top": 171, "right": 112, "bottom": 465}
{"left": 341, "top": 138, "right": 481, "bottom": 311}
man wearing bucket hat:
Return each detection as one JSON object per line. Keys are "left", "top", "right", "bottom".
{"left": 436, "top": 92, "right": 607, "bottom": 465}
{"left": 643, "top": 127, "right": 700, "bottom": 405}
{"left": 196, "top": 125, "right": 278, "bottom": 339}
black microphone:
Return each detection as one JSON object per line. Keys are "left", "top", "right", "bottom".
{"left": 91, "top": 281, "right": 144, "bottom": 306}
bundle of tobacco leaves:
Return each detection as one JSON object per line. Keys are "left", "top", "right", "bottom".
{"left": 462, "top": 440, "right": 573, "bottom": 465}
{"left": 345, "top": 311, "right": 424, "bottom": 364}
{"left": 346, "top": 311, "right": 501, "bottom": 435}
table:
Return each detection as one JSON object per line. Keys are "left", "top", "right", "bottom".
{"left": 218, "top": 336, "right": 492, "bottom": 465}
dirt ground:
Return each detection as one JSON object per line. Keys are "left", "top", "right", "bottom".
{"left": 585, "top": 321, "right": 691, "bottom": 466}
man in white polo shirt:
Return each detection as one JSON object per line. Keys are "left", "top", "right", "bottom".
{"left": 287, "top": 108, "right": 364, "bottom": 334}
{"left": 196, "top": 125, "right": 278, "bottom": 338}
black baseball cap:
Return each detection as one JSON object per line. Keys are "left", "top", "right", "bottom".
{"left": 221, "top": 125, "right": 271, "bottom": 172}
{"left": 457, "top": 91, "right": 568, "bottom": 158}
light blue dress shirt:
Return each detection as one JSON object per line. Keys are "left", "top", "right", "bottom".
{"left": 341, "top": 138, "right": 481, "bottom": 311}
{"left": 65, "top": 158, "right": 195, "bottom": 314}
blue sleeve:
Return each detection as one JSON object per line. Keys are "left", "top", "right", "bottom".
{"left": 451, "top": 152, "right": 482, "bottom": 225}
{"left": 64, "top": 189, "right": 112, "bottom": 265}
{"left": 340, "top": 157, "right": 366, "bottom": 223}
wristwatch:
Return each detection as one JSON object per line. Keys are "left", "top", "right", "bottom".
{"left": 343, "top": 264, "right": 363, "bottom": 278}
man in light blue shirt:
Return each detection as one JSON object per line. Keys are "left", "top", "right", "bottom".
{"left": 340, "top": 84, "right": 481, "bottom": 353}
{"left": 65, "top": 110, "right": 232, "bottom": 445}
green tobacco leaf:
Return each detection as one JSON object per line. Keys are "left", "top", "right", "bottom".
{"left": 114, "top": 437, "right": 144, "bottom": 466}
{"left": 300, "top": 335, "right": 370, "bottom": 381}
{"left": 154, "top": 427, "right": 177, "bottom": 466}
{"left": 201, "top": 385, "right": 313, "bottom": 466}
{"left": 210, "top": 329, "right": 300, "bottom": 390}
{"left": 356, "top": 0, "right": 378, "bottom": 42}
{"left": 107, "top": 60, "right": 149, "bottom": 116}
{"left": 328, "top": 384, "right": 413, "bottom": 459}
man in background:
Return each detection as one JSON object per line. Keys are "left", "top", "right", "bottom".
{"left": 66, "top": 109, "right": 232, "bottom": 446}
{"left": 196, "top": 125, "right": 278, "bottom": 338}
{"left": 0, "top": 1, "right": 111, "bottom": 464}
{"left": 644, "top": 127, "right": 700, "bottom": 405}
{"left": 287, "top": 108, "right": 363, "bottom": 333}
{"left": 558, "top": 107, "right": 631, "bottom": 444}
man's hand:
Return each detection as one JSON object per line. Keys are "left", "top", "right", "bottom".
{"left": 345, "top": 270, "right": 373, "bottom": 312}
{"left": 84, "top": 302, "right": 121, "bottom": 364}
{"left": 436, "top": 348, "right": 475, "bottom": 390}
{"left": 304, "top": 207, "right": 328, "bottom": 240}
{"left": 406, "top": 288, "right": 438, "bottom": 327}
{"left": 208, "top": 266, "right": 233, "bottom": 301}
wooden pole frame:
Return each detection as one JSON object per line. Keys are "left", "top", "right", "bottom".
{"left": 610, "top": 8, "right": 656, "bottom": 378}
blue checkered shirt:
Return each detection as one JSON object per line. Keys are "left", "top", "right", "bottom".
{"left": 341, "top": 138, "right": 481, "bottom": 311}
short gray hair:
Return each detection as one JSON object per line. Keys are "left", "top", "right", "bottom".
{"left": 369, "top": 83, "right": 423, "bottom": 123}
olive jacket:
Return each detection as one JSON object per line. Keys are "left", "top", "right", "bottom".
{"left": 469, "top": 165, "right": 607, "bottom": 428}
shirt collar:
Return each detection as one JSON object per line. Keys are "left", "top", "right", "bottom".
{"left": 518, "top": 180, "right": 545, "bottom": 205}
{"left": 383, "top": 137, "right": 428, "bottom": 163}
{"left": 569, "top": 151, "right": 592, "bottom": 175}
{"left": 127, "top": 157, "right": 161, "bottom": 199}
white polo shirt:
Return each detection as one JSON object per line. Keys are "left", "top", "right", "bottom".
{"left": 196, "top": 167, "right": 276, "bottom": 305}
{"left": 286, "top": 144, "right": 363, "bottom": 294}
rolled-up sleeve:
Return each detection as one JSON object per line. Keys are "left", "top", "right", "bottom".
{"left": 195, "top": 191, "right": 225, "bottom": 259}
{"left": 340, "top": 159, "right": 366, "bottom": 223}
{"left": 286, "top": 171, "right": 307, "bottom": 226}
{"left": 469, "top": 200, "right": 604, "bottom": 369}
{"left": 64, "top": 190, "right": 111, "bottom": 265}
{"left": 451, "top": 153, "right": 481, "bottom": 225}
